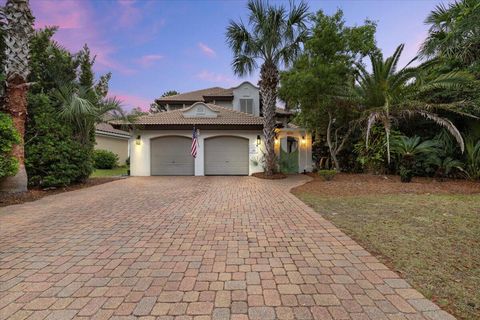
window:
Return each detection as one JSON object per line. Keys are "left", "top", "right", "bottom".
{"left": 240, "top": 99, "right": 253, "bottom": 114}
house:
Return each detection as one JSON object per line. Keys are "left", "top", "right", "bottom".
{"left": 126, "top": 81, "right": 312, "bottom": 176}
{"left": 95, "top": 123, "right": 130, "bottom": 165}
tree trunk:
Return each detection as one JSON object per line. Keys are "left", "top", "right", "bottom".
{"left": 259, "top": 61, "right": 279, "bottom": 176}
{"left": 0, "top": 77, "right": 28, "bottom": 192}
{"left": 326, "top": 111, "right": 340, "bottom": 171}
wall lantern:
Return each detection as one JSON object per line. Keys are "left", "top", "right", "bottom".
{"left": 301, "top": 135, "right": 306, "bottom": 145}
{"left": 135, "top": 135, "right": 141, "bottom": 145}
{"left": 274, "top": 132, "right": 279, "bottom": 144}
{"left": 256, "top": 135, "right": 261, "bottom": 146}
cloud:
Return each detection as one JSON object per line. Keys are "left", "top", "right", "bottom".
{"left": 110, "top": 91, "right": 153, "bottom": 111}
{"left": 195, "top": 70, "right": 235, "bottom": 85}
{"left": 135, "top": 54, "right": 164, "bottom": 67}
{"left": 31, "top": 0, "right": 136, "bottom": 75}
{"left": 117, "top": 0, "right": 142, "bottom": 28}
{"left": 198, "top": 42, "right": 216, "bottom": 57}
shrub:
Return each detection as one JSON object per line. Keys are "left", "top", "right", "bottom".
{"left": 26, "top": 93, "right": 94, "bottom": 187}
{"left": 93, "top": 149, "right": 118, "bottom": 169}
{"left": 0, "top": 112, "right": 20, "bottom": 179}
{"left": 318, "top": 169, "right": 337, "bottom": 181}
{"left": 464, "top": 138, "right": 480, "bottom": 180}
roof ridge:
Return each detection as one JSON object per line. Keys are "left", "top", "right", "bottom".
{"left": 205, "top": 103, "right": 263, "bottom": 119}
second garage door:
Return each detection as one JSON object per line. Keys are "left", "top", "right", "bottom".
{"left": 151, "top": 136, "right": 194, "bottom": 175}
{"left": 205, "top": 136, "right": 249, "bottom": 175}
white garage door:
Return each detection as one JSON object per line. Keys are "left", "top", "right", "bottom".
{"left": 150, "top": 136, "right": 194, "bottom": 175}
{"left": 205, "top": 136, "right": 249, "bottom": 175}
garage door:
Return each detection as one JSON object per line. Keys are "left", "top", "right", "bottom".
{"left": 205, "top": 136, "right": 249, "bottom": 175}
{"left": 150, "top": 136, "right": 194, "bottom": 175}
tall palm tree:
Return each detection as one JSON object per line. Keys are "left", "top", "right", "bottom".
{"left": 353, "top": 44, "right": 471, "bottom": 164}
{"left": 420, "top": 0, "right": 480, "bottom": 67}
{"left": 226, "top": 0, "right": 309, "bottom": 175}
{"left": 0, "top": 0, "right": 34, "bottom": 192}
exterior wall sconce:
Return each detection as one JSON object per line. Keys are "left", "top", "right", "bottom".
{"left": 256, "top": 135, "right": 261, "bottom": 146}
{"left": 274, "top": 132, "right": 279, "bottom": 144}
{"left": 136, "top": 135, "right": 141, "bottom": 145}
{"left": 301, "top": 135, "right": 306, "bottom": 145}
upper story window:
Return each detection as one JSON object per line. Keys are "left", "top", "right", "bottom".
{"left": 240, "top": 98, "right": 253, "bottom": 114}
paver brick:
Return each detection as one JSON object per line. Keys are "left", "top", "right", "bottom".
{"left": 0, "top": 176, "right": 451, "bottom": 319}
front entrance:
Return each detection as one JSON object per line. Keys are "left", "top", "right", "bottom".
{"left": 279, "top": 136, "right": 299, "bottom": 173}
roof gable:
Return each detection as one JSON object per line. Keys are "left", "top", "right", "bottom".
{"left": 182, "top": 102, "right": 218, "bottom": 118}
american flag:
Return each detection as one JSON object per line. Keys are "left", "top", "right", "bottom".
{"left": 191, "top": 127, "right": 199, "bottom": 158}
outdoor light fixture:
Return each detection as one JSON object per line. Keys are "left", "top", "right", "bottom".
{"left": 256, "top": 135, "right": 261, "bottom": 146}
{"left": 301, "top": 135, "right": 306, "bottom": 144}
{"left": 274, "top": 132, "right": 279, "bottom": 144}
{"left": 136, "top": 135, "right": 141, "bottom": 145}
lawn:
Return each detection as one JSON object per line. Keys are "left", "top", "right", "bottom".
{"left": 292, "top": 174, "right": 480, "bottom": 320}
{"left": 91, "top": 166, "right": 128, "bottom": 177}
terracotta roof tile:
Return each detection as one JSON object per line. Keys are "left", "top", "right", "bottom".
{"left": 95, "top": 122, "right": 130, "bottom": 137}
{"left": 156, "top": 87, "right": 233, "bottom": 102}
{"left": 134, "top": 103, "right": 263, "bottom": 126}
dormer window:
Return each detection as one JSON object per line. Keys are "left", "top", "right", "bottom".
{"left": 240, "top": 99, "right": 253, "bottom": 114}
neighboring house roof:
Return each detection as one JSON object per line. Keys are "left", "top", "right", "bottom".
{"left": 156, "top": 87, "right": 233, "bottom": 103}
{"left": 95, "top": 123, "right": 131, "bottom": 138}
{"left": 133, "top": 103, "right": 263, "bottom": 126}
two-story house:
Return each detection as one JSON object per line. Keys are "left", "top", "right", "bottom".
{"left": 126, "top": 81, "right": 312, "bottom": 176}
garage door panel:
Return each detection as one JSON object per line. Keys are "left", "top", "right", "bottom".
{"left": 151, "top": 136, "right": 194, "bottom": 175}
{"left": 205, "top": 137, "right": 249, "bottom": 175}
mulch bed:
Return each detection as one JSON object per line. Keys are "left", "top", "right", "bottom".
{"left": 294, "top": 172, "right": 480, "bottom": 196}
{"left": 252, "top": 172, "right": 287, "bottom": 180}
{"left": 0, "top": 177, "right": 122, "bottom": 208}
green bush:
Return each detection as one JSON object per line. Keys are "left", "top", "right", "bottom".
{"left": 0, "top": 112, "right": 20, "bottom": 179}
{"left": 93, "top": 149, "right": 118, "bottom": 169}
{"left": 318, "top": 169, "right": 337, "bottom": 181}
{"left": 26, "top": 93, "right": 94, "bottom": 187}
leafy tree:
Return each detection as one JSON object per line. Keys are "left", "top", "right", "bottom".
{"left": 351, "top": 44, "right": 472, "bottom": 164}
{"left": 162, "top": 90, "right": 179, "bottom": 97}
{"left": 279, "top": 9, "right": 376, "bottom": 170}
{"left": 0, "top": 112, "right": 20, "bottom": 179}
{"left": 0, "top": 0, "right": 34, "bottom": 192}
{"left": 226, "top": 0, "right": 309, "bottom": 175}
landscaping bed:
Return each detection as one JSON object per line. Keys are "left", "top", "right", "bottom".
{"left": 292, "top": 173, "right": 480, "bottom": 320}
{"left": 0, "top": 177, "right": 121, "bottom": 208}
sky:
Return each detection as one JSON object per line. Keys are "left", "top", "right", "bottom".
{"left": 25, "top": 0, "right": 447, "bottom": 111}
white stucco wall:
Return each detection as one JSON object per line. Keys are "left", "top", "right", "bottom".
{"left": 130, "top": 129, "right": 266, "bottom": 176}
{"left": 232, "top": 82, "right": 260, "bottom": 116}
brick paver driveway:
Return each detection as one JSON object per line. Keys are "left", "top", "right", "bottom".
{"left": 1, "top": 176, "right": 453, "bottom": 320}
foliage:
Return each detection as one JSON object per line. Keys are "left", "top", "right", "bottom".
{"left": 279, "top": 148, "right": 299, "bottom": 173}
{"left": 391, "top": 135, "right": 439, "bottom": 182}
{"left": 226, "top": 0, "right": 309, "bottom": 175}
{"left": 354, "top": 126, "right": 393, "bottom": 174}
{"left": 279, "top": 9, "right": 377, "bottom": 171}
{"left": 162, "top": 90, "right": 179, "bottom": 97}
{"left": 0, "top": 112, "right": 20, "bottom": 179}
{"left": 26, "top": 94, "right": 93, "bottom": 187}
{"left": 93, "top": 149, "right": 118, "bottom": 169}
{"left": 464, "top": 137, "right": 480, "bottom": 180}
{"left": 317, "top": 169, "right": 337, "bottom": 181}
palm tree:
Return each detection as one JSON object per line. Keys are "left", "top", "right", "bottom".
{"left": 391, "top": 135, "right": 439, "bottom": 182}
{"left": 226, "top": 0, "right": 309, "bottom": 175}
{"left": 0, "top": 0, "right": 34, "bottom": 192}
{"left": 52, "top": 85, "right": 132, "bottom": 145}
{"left": 353, "top": 44, "right": 470, "bottom": 164}
{"left": 420, "top": 0, "right": 480, "bottom": 67}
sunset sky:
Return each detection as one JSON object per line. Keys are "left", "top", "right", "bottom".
{"left": 26, "top": 0, "right": 445, "bottom": 110}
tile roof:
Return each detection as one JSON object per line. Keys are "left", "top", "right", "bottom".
{"left": 133, "top": 103, "right": 263, "bottom": 126}
{"left": 156, "top": 87, "right": 233, "bottom": 102}
{"left": 95, "top": 122, "right": 131, "bottom": 137}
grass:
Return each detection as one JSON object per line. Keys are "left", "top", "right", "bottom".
{"left": 91, "top": 166, "right": 128, "bottom": 177}
{"left": 295, "top": 191, "right": 480, "bottom": 320}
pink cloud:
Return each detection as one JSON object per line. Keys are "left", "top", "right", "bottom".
{"left": 117, "top": 0, "right": 142, "bottom": 28}
{"left": 31, "top": 0, "right": 135, "bottom": 75}
{"left": 198, "top": 42, "right": 216, "bottom": 57}
{"left": 196, "top": 70, "right": 235, "bottom": 85}
{"left": 110, "top": 91, "right": 153, "bottom": 111}
{"left": 135, "top": 54, "right": 164, "bottom": 67}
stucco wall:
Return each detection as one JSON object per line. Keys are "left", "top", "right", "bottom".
{"left": 130, "top": 129, "right": 266, "bottom": 176}
{"left": 232, "top": 82, "right": 260, "bottom": 116}
{"left": 95, "top": 135, "right": 129, "bottom": 165}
